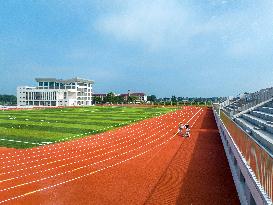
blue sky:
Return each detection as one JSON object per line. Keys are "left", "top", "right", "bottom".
{"left": 1, "top": 0, "right": 273, "bottom": 97}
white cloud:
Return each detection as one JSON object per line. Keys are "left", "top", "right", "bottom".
{"left": 96, "top": 0, "right": 195, "bottom": 49}
{"left": 96, "top": 0, "right": 273, "bottom": 57}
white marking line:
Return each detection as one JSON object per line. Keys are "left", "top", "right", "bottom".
{"left": 0, "top": 109, "right": 193, "bottom": 187}
{"left": 0, "top": 111, "right": 171, "bottom": 160}
{"left": 0, "top": 109, "right": 197, "bottom": 184}
{"left": 0, "top": 109, "right": 187, "bottom": 164}
{"left": 0, "top": 121, "right": 172, "bottom": 180}
{"left": 0, "top": 111, "right": 184, "bottom": 175}
{"left": 0, "top": 127, "right": 179, "bottom": 204}
{"left": 0, "top": 128, "right": 172, "bottom": 192}
{"left": 0, "top": 138, "right": 44, "bottom": 146}
{"left": 0, "top": 114, "right": 172, "bottom": 169}
{"left": 186, "top": 108, "right": 203, "bottom": 124}
{"left": 0, "top": 118, "right": 152, "bottom": 161}
{"left": 0, "top": 123, "right": 150, "bottom": 168}
{"left": 0, "top": 111, "right": 166, "bottom": 157}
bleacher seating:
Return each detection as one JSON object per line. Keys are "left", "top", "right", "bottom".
{"left": 234, "top": 100, "right": 273, "bottom": 154}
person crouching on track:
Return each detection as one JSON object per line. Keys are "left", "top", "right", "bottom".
{"left": 178, "top": 122, "right": 183, "bottom": 136}
{"left": 184, "top": 124, "right": 190, "bottom": 137}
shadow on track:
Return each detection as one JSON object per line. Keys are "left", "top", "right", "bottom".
{"left": 175, "top": 108, "right": 239, "bottom": 205}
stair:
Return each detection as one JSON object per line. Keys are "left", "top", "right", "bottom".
{"left": 235, "top": 118, "right": 273, "bottom": 153}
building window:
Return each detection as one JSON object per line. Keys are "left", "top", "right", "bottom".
{"left": 55, "top": 82, "right": 59, "bottom": 87}
{"left": 44, "top": 82, "right": 48, "bottom": 86}
{"left": 49, "top": 82, "right": 54, "bottom": 87}
{"left": 39, "top": 82, "right": 43, "bottom": 86}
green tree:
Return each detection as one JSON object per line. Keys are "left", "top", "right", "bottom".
{"left": 147, "top": 95, "right": 157, "bottom": 102}
{"left": 171, "top": 95, "right": 177, "bottom": 103}
{"left": 93, "top": 96, "right": 102, "bottom": 104}
{"left": 128, "top": 95, "right": 138, "bottom": 103}
{"left": 114, "top": 96, "right": 124, "bottom": 104}
{"left": 105, "top": 92, "right": 115, "bottom": 103}
{"left": 0, "top": 95, "right": 17, "bottom": 105}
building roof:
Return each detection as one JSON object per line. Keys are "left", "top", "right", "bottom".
{"left": 93, "top": 94, "right": 107, "bottom": 96}
{"left": 131, "top": 92, "right": 146, "bottom": 96}
{"left": 120, "top": 93, "right": 146, "bottom": 97}
{"left": 35, "top": 77, "right": 94, "bottom": 84}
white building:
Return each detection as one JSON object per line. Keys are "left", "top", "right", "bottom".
{"left": 17, "top": 77, "right": 94, "bottom": 107}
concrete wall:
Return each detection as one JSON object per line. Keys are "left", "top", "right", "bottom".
{"left": 213, "top": 109, "right": 272, "bottom": 205}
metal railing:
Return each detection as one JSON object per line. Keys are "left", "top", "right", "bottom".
{"left": 220, "top": 110, "right": 273, "bottom": 201}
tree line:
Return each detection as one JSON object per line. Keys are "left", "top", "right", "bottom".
{"left": 92, "top": 92, "right": 221, "bottom": 105}
{"left": 93, "top": 92, "right": 141, "bottom": 104}
{"left": 0, "top": 95, "right": 17, "bottom": 105}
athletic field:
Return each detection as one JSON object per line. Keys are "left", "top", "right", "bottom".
{"left": 0, "top": 106, "right": 175, "bottom": 149}
{"left": 0, "top": 107, "right": 239, "bottom": 204}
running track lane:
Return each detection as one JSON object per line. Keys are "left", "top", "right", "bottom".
{"left": 0, "top": 107, "right": 234, "bottom": 205}
{"left": 144, "top": 108, "right": 240, "bottom": 205}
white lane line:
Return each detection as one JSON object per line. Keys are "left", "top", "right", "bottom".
{"left": 0, "top": 121, "right": 171, "bottom": 179}
{"left": 1, "top": 112, "right": 181, "bottom": 175}
{"left": 0, "top": 126, "right": 179, "bottom": 204}
{"left": 0, "top": 138, "right": 44, "bottom": 146}
{"left": 0, "top": 124, "right": 149, "bottom": 168}
{"left": 0, "top": 110, "right": 189, "bottom": 184}
{"left": 0, "top": 115, "right": 170, "bottom": 171}
{"left": 0, "top": 111, "right": 168, "bottom": 157}
{"left": 0, "top": 111, "right": 171, "bottom": 160}
{"left": 0, "top": 117, "right": 155, "bottom": 161}
{"left": 0, "top": 128, "right": 172, "bottom": 192}
{"left": 0, "top": 108, "right": 185, "bottom": 164}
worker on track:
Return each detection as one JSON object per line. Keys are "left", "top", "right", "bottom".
{"left": 184, "top": 123, "right": 190, "bottom": 137}
{"left": 178, "top": 122, "right": 183, "bottom": 136}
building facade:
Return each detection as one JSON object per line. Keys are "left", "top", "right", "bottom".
{"left": 17, "top": 77, "right": 94, "bottom": 107}
{"left": 120, "top": 92, "right": 147, "bottom": 102}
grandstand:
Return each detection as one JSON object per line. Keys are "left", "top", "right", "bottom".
{"left": 235, "top": 100, "right": 273, "bottom": 153}
{"left": 222, "top": 87, "right": 273, "bottom": 153}
{"left": 216, "top": 86, "right": 273, "bottom": 204}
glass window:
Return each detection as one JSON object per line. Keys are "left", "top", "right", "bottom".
{"left": 39, "top": 82, "right": 43, "bottom": 86}
{"left": 44, "top": 82, "right": 48, "bottom": 86}
{"left": 55, "top": 82, "right": 59, "bottom": 87}
{"left": 49, "top": 82, "right": 54, "bottom": 87}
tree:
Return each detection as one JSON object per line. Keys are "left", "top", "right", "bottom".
{"left": 105, "top": 92, "right": 115, "bottom": 103}
{"left": 0, "top": 95, "right": 17, "bottom": 105}
{"left": 93, "top": 96, "right": 102, "bottom": 104}
{"left": 147, "top": 95, "right": 156, "bottom": 102}
{"left": 114, "top": 96, "right": 124, "bottom": 104}
{"left": 128, "top": 95, "right": 138, "bottom": 103}
{"left": 171, "top": 95, "right": 177, "bottom": 103}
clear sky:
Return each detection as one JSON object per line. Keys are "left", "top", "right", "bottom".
{"left": 1, "top": 0, "right": 273, "bottom": 97}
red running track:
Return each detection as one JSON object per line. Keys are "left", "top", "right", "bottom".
{"left": 0, "top": 107, "right": 239, "bottom": 205}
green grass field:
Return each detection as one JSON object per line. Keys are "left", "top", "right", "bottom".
{"left": 0, "top": 106, "right": 175, "bottom": 149}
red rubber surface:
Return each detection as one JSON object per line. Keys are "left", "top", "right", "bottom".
{"left": 0, "top": 107, "right": 239, "bottom": 205}
{"left": 0, "top": 148, "right": 15, "bottom": 155}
